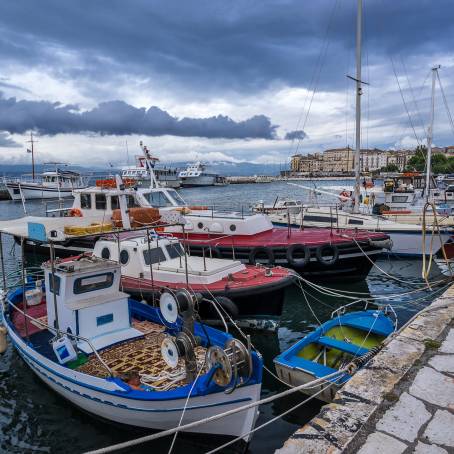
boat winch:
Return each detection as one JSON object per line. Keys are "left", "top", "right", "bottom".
{"left": 159, "top": 289, "right": 253, "bottom": 390}
{"left": 207, "top": 338, "right": 253, "bottom": 393}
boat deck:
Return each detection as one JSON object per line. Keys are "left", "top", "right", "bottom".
{"left": 77, "top": 321, "right": 207, "bottom": 389}
{"left": 11, "top": 303, "right": 207, "bottom": 391}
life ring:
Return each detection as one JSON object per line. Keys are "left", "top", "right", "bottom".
{"left": 286, "top": 244, "right": 310, "bottom": 268}
{"left": 216, "top": 296, "right": 239, "bottom": 319}
{"left": 69, "top": 208, "right": 83, "bottom": 217}
{"left": 249, "top": 247, "right": 275, "bottom": 266}
{"left": 339, "top": 191, "right": 350, "bottom": 200}
{"left": 316, "top": 244, "right": 339, "bottom": 266}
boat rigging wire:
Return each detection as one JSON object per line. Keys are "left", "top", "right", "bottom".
{"left": 436, "top": 70, "right": 454, "bottom": 139}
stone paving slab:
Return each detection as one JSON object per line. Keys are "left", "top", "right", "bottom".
{"left": 409, "top": 366, "right": 454, "bottom": 408}
{"left": 423, "top": 409, "right": 454, "bottom": 448}
{"left": 356, "top": 432, "right": 406, "bottom": 454}
{"left": 429, "top": 354, "right": 454, "bottom": 373}
{"left": 375, "top": 392, "right": 430, "bottom": 442}
{"left": 440, "top": 328, "right": 454, "bottom": 354}
{"left": 413, "top": 441, "right": 448, "bottom": 454}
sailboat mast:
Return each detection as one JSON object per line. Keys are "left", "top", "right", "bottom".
{"left": 29, "top": 132, "right": 36, "bottom": 180}
{"left": 353, "top": 0, "right": 363, "bottom": 213}
{"left": 425, "top": 66, "right": 439, "bottom": 202}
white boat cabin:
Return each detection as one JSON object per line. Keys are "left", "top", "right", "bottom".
{"left": 42, "top": 256, "right": 142, "bottom": 353}
{"left": 93, "top": 235, "right": 246, "bottom": 285}
{"left": 178, "top": 162, "right": 206, "bottom": 178}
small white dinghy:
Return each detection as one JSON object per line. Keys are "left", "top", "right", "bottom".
{"left": 2, "top": 254, "right": 263, "bottom": 447}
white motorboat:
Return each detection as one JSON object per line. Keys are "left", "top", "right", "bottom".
{"left": 252, "top": 197, "right": 303, "bottom": 214}
{"left": 2, "top": 254, "right": 262, "bottom": 445}
{"left": 268, "top": 206, "right": 451, "bottom": 257}
{"left": 178, "top": 162, "right": 219, "bottom": 187}
{"left": 92, "top": 233, "right": 295, "bottom": 325}
{"left": 6, "top": 169, "right": 88, "bottom": 200}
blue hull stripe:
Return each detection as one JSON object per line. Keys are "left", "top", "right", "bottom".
{"left": 9, "top": 334, "right": 252, "bottom": 412}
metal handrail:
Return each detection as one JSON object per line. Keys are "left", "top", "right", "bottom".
{"left": 4, "top": 297, "right": 114, "bottom": 377}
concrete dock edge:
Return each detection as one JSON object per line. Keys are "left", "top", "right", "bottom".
{"left": 275, "top": 285, "right": 454, "bottom": 454}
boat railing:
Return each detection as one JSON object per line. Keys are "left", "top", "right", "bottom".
{"left": 331, "top": 300, "right": 398, "bottom": 330}
{"left": 4, "top": 296, "right": 114, "bottom": 377}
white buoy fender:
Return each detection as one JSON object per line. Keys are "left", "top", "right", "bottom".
{"left": 0, "top": 326, "right": 8, "bottom": 354}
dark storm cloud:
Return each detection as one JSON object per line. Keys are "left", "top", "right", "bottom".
{"left": 0, "top": 1, "right": 452, "bottom": 95}
{"left": 285, "top": 130, "right": 307, "bottom": 141}
{"left": 0, "top": 95, "right": 277, "bottom": 139}
{"left": 0, "top": 132, "right": 21, "bottom": 148}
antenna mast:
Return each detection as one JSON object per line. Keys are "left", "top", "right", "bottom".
{"left": 353, "top": 0, "right": 363, "bottom": 213}
{"left": 27, "top": 132, "right": 37, "bottom": 180}
{"left": 425, "top": 66, "right": 440, "bottom": 201}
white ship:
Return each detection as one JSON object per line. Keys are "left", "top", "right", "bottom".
{"left": 121, "top": 151, "right": 180, "bottom": 188}
{"left": 178, "top": 162, "right": 220, "bottom": 187}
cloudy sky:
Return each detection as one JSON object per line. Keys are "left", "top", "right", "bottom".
{"left": 0, "top": 0, "right": 453, "bottom": 167}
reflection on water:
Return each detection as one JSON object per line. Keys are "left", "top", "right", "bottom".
{"left": 0, "top": 182, "right": 448, "bottom": 453}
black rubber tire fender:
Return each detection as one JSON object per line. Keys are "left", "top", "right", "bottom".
{"left": 216, "top": 296, "right": 239, "bottom": 319}
{"left": 316, "top": 244, "right": 339, "bottom": 266}
{"left": 248, "top": 246, "right": 275, "bottom": 266}
{"left": 286, "top": 243, "right": 310, "bottom": 268}
{"left": 208, "top": 246, "right": 223, "bottom": 259}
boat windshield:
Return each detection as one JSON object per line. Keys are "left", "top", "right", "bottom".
{"left": 143, "top": 191, "right": 175, "bottom": 207}
{"left": 166, "top": 242, "right": 183, "bottom": 259}
{"left": 166, "top": 189, "right": 186, "bottom": 206}
{"left": 142, "top": 189, "right": 186, "bottom": 207}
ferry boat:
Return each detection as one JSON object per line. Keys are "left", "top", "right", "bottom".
{"left": 6, "top": 168, "right": 88, "bottom": 200}
{"left": 274, "top": 302, "right": 396, "bottom": 402}
{"left": 178, "top": 162, "right": 220, "bottom": 187}
{"left": 121, "top": 152, "right": 180, "bottom": 188}
{"left": 93, "top": 234, "right": 296, "bottom": 327}
{"left": 2, "top": 254, "right": 263, "bottom": 445}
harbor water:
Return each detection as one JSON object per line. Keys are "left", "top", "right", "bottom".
{"left": 0, "top": 181, "right": 446, "bottom": 453}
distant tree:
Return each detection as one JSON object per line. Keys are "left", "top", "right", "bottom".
{"left": 406, "top": 145, "right": 427, "bottom": 172}
{"left": 380, "top": 163, "right": 399, "bottom": 172}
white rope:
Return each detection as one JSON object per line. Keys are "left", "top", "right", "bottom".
{"left": 205, "top": 375, "right": 345, "bottom": 454}
{"left": 168, "top": 353, "right": 207, "bottom": 454}
{"left": 83, "top": 369, "right": 347, "bottom": 454}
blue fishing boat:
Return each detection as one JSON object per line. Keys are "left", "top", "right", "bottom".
{"left": 274, "top": 303, "right": 396, "bottom": 402}
{"left": 1, "top": 254, "right": 263, "bottom": 446}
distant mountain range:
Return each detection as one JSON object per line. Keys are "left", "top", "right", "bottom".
{"left": 0, "top": 161, "right": 285, "bottom": 177}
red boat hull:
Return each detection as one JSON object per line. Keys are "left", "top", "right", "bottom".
{"left": 121, "top": 265, "right": 295, "bottom": 321}
{"left": 172, "top": 227, "right": 389, "bottom": 282}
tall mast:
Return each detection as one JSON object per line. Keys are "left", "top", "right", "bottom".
{"left": 425, "top": 66, "right": 439, "bottom": 202}
{"left": 353, "top": 0, "right": 363, "bottom": 213}
{"left": 27, "top": 132, "right": 36, "bottom": 180}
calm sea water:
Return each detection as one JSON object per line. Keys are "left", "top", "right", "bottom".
{"left": 0, "top": 181, "right": 446, "bottom": 454}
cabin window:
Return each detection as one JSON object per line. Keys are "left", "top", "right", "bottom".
{"left": 73, "top": 272, "right": 114, "bottom": 294}
{"left": 391, "top": 195, "right": 408, "bottom": 203}
{"left": 48, "top": 273, "right": 61, "bottom": 295}
{"left": 230, "top": 224, "right": 237, "bottom": 232}
{"left": 95, "top": 194, "right": 107, "bottom": 210}
{"left": 197, "top": 222, "right": 204, "bottom": 229}
{"left": 101, "top": 247, "right": 111, "bottom": 260}
{"left": 143, "top": 247, "right": 166, "bottom": 265}
{"left": 348, "top": 219, "right": 364, "bottom": 225}
{"left": 80, "top": 193, "right": 92, "bottom": 209}
{"left": 126, "top": 195, "right": 139, "bottom": 208}
{"left": 96, "top": 313, "right": 114, "bottom": 326}
{"left": 111, "top": 196, "right": 119, "bottom": 210}
{"left": 166, "top": 243, "right": 183, "bottom": 259}
{"left": 143, "top": 191, "right": 173, "bottom": 207}
{"left": 119, "top": 250, "right": 129, "bottom": 265}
